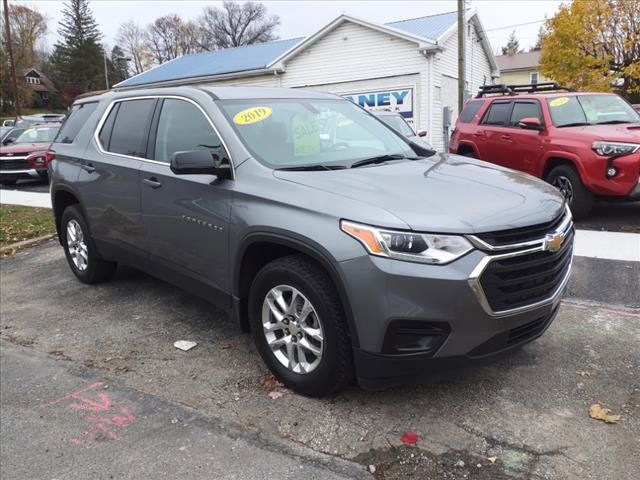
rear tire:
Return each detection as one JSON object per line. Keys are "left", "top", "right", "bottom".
{"left": 60, "top": 205, "right": 117, "bottom": 284}
{"left": 546, "top": 165, "right": 594, "bottom": 219}
{"left": 248, "top": 254, "right": 353, "bottom": 396}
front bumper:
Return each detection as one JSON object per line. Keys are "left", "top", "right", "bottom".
{"left": 0, "top": 168, "right": 42, "bottom": 179}
{"left": 339, "top": 215, "right": 573, "bottom": 388}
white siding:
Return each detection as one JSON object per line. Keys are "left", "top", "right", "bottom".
{"left": 204, "top": 18, "right": 495, "bottom": 152}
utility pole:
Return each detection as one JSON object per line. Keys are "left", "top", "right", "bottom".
{"left": 2, "top": 0, "right": 21, "bottom": 118}
{"left": 103, "top": 50, "right": 109, "bottom": 89}
{"left": 457, "top": 0, "right": 465, "bottom": 113}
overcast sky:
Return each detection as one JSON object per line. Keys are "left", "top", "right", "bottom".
{"left": 24, "top": 0, "right": 564, "bottom": 54}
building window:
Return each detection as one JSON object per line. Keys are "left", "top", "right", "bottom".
{"left": 530, "top": 72, "right": 539, "bottom": 85}
{"left": 26, "top": 76, "right": 41, "bottom": 85}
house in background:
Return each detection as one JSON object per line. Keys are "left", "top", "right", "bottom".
{"left": 24, "top": 69, "right": 56, "bottom": 106}
{"left": 494, "top": 51, "right": 552, "bottom": 86}
{"left": 114, "top": 11, "right": 499, "bottom": 151}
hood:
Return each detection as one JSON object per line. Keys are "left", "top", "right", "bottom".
{"left": 560, "top": 123, "right": 640, "bottom": 142}
{"left": 273, "top": 153, "right": 565, "bottom": 233}
{"left": 0, "top": 142, "right": 51, "bottom": 156}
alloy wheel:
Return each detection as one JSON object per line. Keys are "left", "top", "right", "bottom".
{"left": 66, "top": 219, "right": 88, "bottom": 272}
{"left": 553, "top": 175, "right": 574, "bottom": 204}
{"left": 261, "top": 285, "right": 324, "bottom": 374}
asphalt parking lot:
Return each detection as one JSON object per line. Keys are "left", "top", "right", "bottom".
{"left": 1, "top": 241, "right": 638, "bottom": 479}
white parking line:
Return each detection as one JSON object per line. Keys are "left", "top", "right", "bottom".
{"left": 1, "top": 189, "right": 638, "bottom": 262}
{"left": 574, "top": 229, "right": 640, "bottom": 262}
{"left": 0, "top": 189, "right": 51, "bottom": 209}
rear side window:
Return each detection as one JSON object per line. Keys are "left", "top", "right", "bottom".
{"left": 55, "top": 102, "right": 98, "bottom": 144}
{"left": 510, "top": 101, "right": 543, "bottom": 126}
{"left": 100, "top": 99, "right": 155, "bottom": 157}
{"left": 459, "top": 100, "right": 484, "bottom": 123}
{"left": 482, "top": 101, "right": 511, "bottom": 126}
{"left": 153, "top": 98, "right": 227, "bottom": 163}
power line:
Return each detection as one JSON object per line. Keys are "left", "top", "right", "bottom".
{"left": 484, "top": 19, "right": 546, "bottom": 32}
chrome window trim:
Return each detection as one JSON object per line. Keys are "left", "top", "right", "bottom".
{"left": 468, "top": 224, "right": 574, "bottom": 317}
{"left": 92, "top": 94, "right": 236, "bottom": 179}
{"left": 466, "top": 204, "right": 572, "bottom": 252}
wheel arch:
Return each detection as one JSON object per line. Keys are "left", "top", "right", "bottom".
{"left": 541, "top": 153, "right": 586, "bottom": 182}
{"left": 52, "top": 186, "right": 84, "bottom": 244}
{"left": 233, "top": 231, "right": 360, "bottom": 348}
{"left": 456, "top": 142, "right": 479, "bottom": 157}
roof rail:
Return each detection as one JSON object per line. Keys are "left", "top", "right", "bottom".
{"left": 476, "top": 82, "right": 574, "bottom": 98}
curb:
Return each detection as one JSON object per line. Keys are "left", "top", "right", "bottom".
{"left": 0, "top": 234, "right": 56, "bottom": 255}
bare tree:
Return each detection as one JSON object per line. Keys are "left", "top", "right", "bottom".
{"left": 198, "top": 1, "right": 279, "bottom": 51}
{"left": 6, "top": 4, "right": 47, "bottom": 67}
{"left": 146, "top": 14, "right": 200, "bottom": 64}
{"left": 116, "top": 20, "right": 151, "bottom": 74}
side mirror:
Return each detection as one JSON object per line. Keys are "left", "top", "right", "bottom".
{"left": 417, "top": 130, "right": 428, "bottom": 137}
{"left": 518, "top": 117, "right": 543, "bottom": 130}
{"left": 170, "top": 150, "right": 232, "bottom": 179}
{"left": 3, "top": 137, "right": 16, "bottom": 145}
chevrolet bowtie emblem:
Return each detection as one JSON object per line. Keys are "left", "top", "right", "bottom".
{"left": 543, "top": 232, "right": 565, "bottom": 252}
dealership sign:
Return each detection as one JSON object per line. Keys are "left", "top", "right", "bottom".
{"left": 342, "top": 88, "right": 413, "bottom": 118}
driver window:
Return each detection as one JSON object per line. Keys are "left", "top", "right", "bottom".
{"left": 510, "top": 101, "right": 542, "bottom": 127}
{"left": 154, "top": 98, "right": 227, "bottom": 164}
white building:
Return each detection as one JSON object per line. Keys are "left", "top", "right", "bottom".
{"left": 115, "top": 11, "right": 498, "bottom": 151}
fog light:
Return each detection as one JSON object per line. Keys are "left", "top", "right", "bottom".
{"left": 33, "top": 157, "right": 46, "bottom": 165}
{"left": 606, "top": 166, "right": 618, "bottom": 178}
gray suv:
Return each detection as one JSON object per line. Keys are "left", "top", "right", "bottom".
{"left": 50, "top": 86, "right": 574, "bottom": 396}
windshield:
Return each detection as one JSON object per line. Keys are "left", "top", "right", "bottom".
{"left": 219, "top": 99, "right": 416, "bottom": 168}
{"left": 14, "top": 126, "right": 59, "bottom": 144}
{"left": 547, "top": 94, "right": 640, "bottom": 127}
{"left": 376, "top": 114, "right": 415, "bottom": 137}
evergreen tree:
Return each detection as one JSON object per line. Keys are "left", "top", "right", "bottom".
{"left": 501, "top": 30, "right": 522, "bottom": 55}
{"left": 50, "top": 0, "right": 105, "bottom": 93}
{"left": 530, "top": 25, "right": 546, "bottom": 52}
{"left": 109, "top": 45, "right": 129, "bottom": 85}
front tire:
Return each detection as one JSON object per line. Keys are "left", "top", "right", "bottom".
{"left": 248, "top": 255, "right": 353, "bottom": 396}
{"left": 546, "top": 165, "right": 594, "bottom": 219}
{"left": 60, "top": 205, "right": 117, "bottom": 284}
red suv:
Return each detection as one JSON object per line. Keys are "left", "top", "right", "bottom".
{"left": 449, "top": 83, "right": 640, "bottom": 218}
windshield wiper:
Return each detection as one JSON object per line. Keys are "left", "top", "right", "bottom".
{"left": 557, "top": 122, "right": 590, "bottom": 128}
{"left": 276, "top": 164, "right": 346, "bottom": 171}
{"left": 595, "top": 120, "right": 632, "bottom": 125}
{"left": 350, "top": 154, "right": 416, "bottom": 169}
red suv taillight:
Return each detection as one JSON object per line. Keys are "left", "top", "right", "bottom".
{"left": 26, "top": 151, "right": 55, "bottom": 168}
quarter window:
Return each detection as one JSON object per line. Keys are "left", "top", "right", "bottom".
{"left": 55, "top": 102, "right": 98, "bottom": 144}
{"left": 510, "top": 102, "right": 543, "bottom": 127}
{"left": 100, "top": 99, "right": 155, "bottom": 157}
{"left": 458, "top": 100, "right": 484, "bottom": 123}
{"left": 153, "top": 98, "right": 227, "bottom": 164}
{"left": 482, "top": 101, "right": 511, "bottom": 126}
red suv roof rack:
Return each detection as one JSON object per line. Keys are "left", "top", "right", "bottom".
{"left": 476, "top": 82, "right": 574, "bottom": 98}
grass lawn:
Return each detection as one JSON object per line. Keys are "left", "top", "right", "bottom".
{"left": 0, "top": 205, "right": 56, "bottom": 248}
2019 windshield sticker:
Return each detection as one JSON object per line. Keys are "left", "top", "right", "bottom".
{"left": 549, "top": 97, "right": 569, "bottom": 107}
{"left": 233, "top": 106, "right": 273, "bottom": 125}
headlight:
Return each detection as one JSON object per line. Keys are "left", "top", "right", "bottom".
{"left": 340, "top": 220, "right": 473, "bottom": 265}
{"left": 592, "top": 141, "right": 640, "bottom": 156}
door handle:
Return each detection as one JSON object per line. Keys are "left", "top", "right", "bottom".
{"left": 143, "top": 177, "right": 162, "bottom": 189}
{"left": 500, "top": 134, "right": 512, "bottom": 141}
{"left": 473, "top": 132, "right": 484, "bottom": 138}
{"left": 80, "top": 163, "right": 95, "bottom": 173}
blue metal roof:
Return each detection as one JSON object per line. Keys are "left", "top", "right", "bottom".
{"left": 115, "top": 11, "right": 459, "bottom": 89}
{"left": 115, "top": 37, "right": 302, "bottom": 88}
{"left": 386, "top": 11, "right": 457, "bottom": 41}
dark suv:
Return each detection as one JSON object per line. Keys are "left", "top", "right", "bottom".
{"left": 50, "top": 86, "right": 573, "bottom": 395}
{"left": 450, "top": 83, "right": 640, "bottom": 218}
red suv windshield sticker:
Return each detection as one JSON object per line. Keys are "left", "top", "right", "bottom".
{"left": 549, "top": 97, "right": 569, "bottom": 107}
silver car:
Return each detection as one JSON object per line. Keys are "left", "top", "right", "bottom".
{"left": 50, "top": 86, "right": 573, "bottom": 396}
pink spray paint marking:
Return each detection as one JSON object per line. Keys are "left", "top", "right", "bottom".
{"left": 45, "top": 382, "right": 136, "bottom": 447}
